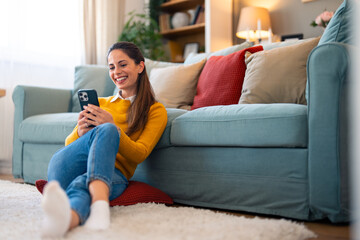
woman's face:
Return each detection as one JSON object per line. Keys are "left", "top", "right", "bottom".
{"left": 108, "top": 49, "right": 144, "bottom": 98}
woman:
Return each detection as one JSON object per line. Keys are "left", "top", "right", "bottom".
{"left": 41, "top": 42, "right": 167, "bottom": 237}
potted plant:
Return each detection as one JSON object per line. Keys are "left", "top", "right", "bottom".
{"left": 310, "top": 10, "right": 334, "bottom": 28}
{"left": 119, "top": 11, "right": 166, "bottom": 61}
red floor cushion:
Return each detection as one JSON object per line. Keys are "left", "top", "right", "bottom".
{"left": 35, "top": 179, "right": 173, "bottom": 206}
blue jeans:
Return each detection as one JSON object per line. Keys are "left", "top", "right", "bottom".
{"left": 47, "top": 123, "right": 129, "bottom": 224}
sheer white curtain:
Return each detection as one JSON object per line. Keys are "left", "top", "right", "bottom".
{"left": 0, "top": 0, "right": 82, "bottom": 169}
{"left": 0, "top": 0, "right": 140, "bottom": 172}
{"left": 82, "top": 0, "right": 126, "bottom": 65}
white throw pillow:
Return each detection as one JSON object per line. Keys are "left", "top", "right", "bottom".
{"left": 113, "top": 58, "right": 181, "bottom": 96}
{"left": 145, "top": 58, "right": 181, "bottom": 76}
{"left": 150, "top": 59, "right": 206, "bottom": 108}
{"left": 184, "top": 41, "right": 251, "bottom": 65}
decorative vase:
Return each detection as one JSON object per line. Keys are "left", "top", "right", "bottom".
{"left": 171, "top": 12, "right": 190, "bottom": 29}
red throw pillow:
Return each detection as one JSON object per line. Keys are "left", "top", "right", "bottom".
{"left": 35, "top": 179, "right": 173, "bottom": 206}
{"left": 191, "top": 45, "right": 263, "bottom": 110}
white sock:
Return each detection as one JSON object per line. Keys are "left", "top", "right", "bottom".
{"left": 41, "top": 181, "right": 71, "bottom": 238}
{"left": 84, "top": 200, "right": 110, "bottom": 230}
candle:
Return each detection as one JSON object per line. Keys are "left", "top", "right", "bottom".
{"left": 257, "top": 19, "right": 262, "bottom": 40}
{"left": 268, "top": 28, "right": 272, "bottom": 43}
{"left": 246, "top": 28, "right": 250, "bottom": 42}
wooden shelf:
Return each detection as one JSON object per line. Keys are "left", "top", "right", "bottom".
{"left": 160, "top": 23, "right": 205, "bottom": 38}
{"left": 161, "top": 0, "right": 203, "bottom": 12}
{"left": 160, "top": 0, "right": 205, "bottom": 62}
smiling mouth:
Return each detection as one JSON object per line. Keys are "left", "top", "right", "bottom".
{"left": 115, "top": 76, "right": 127, "bottom": 84}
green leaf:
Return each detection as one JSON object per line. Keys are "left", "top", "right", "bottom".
{"left": 119, "top": 11, "right": 167, "bottom": 60}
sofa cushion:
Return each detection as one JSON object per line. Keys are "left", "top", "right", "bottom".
{"left": 150, "top": 59, "right": 206, "bottom": 109}
{"left": 184, "top": 41, "right": 251, "bottom": 65}
{"left": 156, "top": 108, "right": 188, "bottom": 149}
{"left": 171, "top": 104, "right": 308, "bottom": 147}
{"left": 18, "top": 113, "right": 78, "bottom": 144}
{"left": 239, "top": 37, "right": 319, "bottom": 105}
{"left": 191, "top": 46, "right": 263, "bottom": 110}
{"left": 318, "top": 0, "right": 351, "bottom": 45}
{"left": 72, "top": 65, "right": 115, "bottom": 112}
{"left": 18, "top": 109, "right": 187, "bottom": 148}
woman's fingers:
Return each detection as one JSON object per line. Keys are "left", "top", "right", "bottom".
{"left": 84, "top": 104, "right": 101, "bottom": 115}
{"left": 83, "top": 105, "right": 114, "bottom": 125}
{"left": 77, "top": 117, "right": 92, "bottom": 137}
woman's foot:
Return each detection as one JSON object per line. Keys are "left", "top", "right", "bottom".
{"left": 84, "top": 200, "right": 110, "bottom": 230}
{"left": 41, "top": 181, "right": 71, "bottom": 237}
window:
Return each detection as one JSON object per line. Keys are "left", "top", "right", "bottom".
{"left": 0, "top": 0, "right": 82, "bottom": 68}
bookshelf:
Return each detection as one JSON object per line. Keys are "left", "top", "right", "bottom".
{"left": 159, "top": 0, "right": 232, "bottom": 62}
{"left": 161, "top": 0, "right": 204, "bottom": 12}
{"left": 161, "top": 23, "right": 205, "bottom": 38}
{"left": 159, "top": 0, "right": 205, "bottom": 62}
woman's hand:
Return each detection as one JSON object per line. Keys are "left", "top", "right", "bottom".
{"left": 77, "top": 104, "right": 115, "bottom": 137}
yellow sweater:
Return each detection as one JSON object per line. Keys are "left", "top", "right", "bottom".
{"left": 65, "top": 96, "right": 167, "bottom": 180}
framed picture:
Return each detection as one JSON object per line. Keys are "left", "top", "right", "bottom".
{"left": 281, "top": 33, "right": 304, "bottom": 42}
{"left": 183, "top": 42, "right": 199, "bottom": 60}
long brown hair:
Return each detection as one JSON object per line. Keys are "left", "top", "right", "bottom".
{"left": 107, "top": 42, "right": 155, "bottom": 136}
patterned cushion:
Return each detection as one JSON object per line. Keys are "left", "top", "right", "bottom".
{"left": 35, "top": 179, "right": 173, "bottom": 206}
{"left": 191, "top": 46, "right": 263, "bottom": 110}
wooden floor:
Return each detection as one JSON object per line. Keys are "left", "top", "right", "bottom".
{"left": 0, "top": 174, "right": 351, "bottom": 240}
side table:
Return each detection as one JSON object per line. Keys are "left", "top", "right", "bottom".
{"left": 0, "top": 88, "right": 5, "bottom": 97}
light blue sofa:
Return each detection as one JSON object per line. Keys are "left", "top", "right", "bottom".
{"left": 12, "top": 0, "right": 351, "bottom": 222}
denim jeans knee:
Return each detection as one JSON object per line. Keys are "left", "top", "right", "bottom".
{"left": 86, "top": 123, "right": 120, "bottom": 191}
{"left": 47, "top": 122, "right": 123, "bottom": 224}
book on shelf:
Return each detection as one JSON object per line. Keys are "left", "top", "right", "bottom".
{"left": 159, "top": 13, "right": 171, "bottom": 32}
{"left": 195, "top": 4, "right": 205, "bottom": 25}
{"left": 191, "top": 5, "right": 202, "bottom": 25}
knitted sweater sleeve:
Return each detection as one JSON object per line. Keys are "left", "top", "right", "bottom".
{"left": 65, "top": 125, "right": 79, "bottom": 146}
{"left": 117, "top": 103, "right": 167, "bottom": 164}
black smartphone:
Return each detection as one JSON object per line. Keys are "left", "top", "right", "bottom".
{"left": 78, "top": 89, "right": 100, "bottom": 127}
{"left": 78, "top": 89, "right": 100, "bottom": 110}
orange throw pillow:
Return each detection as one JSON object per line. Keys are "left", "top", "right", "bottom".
{"left": 191, "top": 45, "right": 263, "bottom": 110}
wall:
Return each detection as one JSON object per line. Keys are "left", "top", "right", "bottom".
{"left": 125, "top": 0, "right": 146, "bottom": 22}
{"left": 233, "top": 0, "right": 343, "bottom": 44}
{"left": 206, "top": 0, "right": 233, "bottom": 53}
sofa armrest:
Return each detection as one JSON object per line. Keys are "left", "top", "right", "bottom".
{"left": 307, "top": 42, "right": 350, "bottom": 222}
{"left": 12, "top": 85, "right": 72, "bottom": 119}
{"left": 12, "top": 85, "right": 72, "bottom": 178}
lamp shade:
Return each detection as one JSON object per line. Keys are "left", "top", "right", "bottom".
{"left": 236, "top": 6, "right": 271, "bottom": 41}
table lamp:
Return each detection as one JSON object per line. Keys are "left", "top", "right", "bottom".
{"left": 236, "top": 6, "right": 272, "bottom": 44}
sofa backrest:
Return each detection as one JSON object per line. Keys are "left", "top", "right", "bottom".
{"left": 71, "top": 65, "right": 115, "bottom": 112}
{"left": 305, "top": 0, "right": 351, "bottom": 102}
{"left": 71, "top": 59, "right": 182, "bottom": 112}
{"left": 318, "top": 0, "right": 352, "bottom": 45}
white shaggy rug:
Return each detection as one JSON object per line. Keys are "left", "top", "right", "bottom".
{"left": 0, "top": 180, "right": 316, "bottom": 240}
